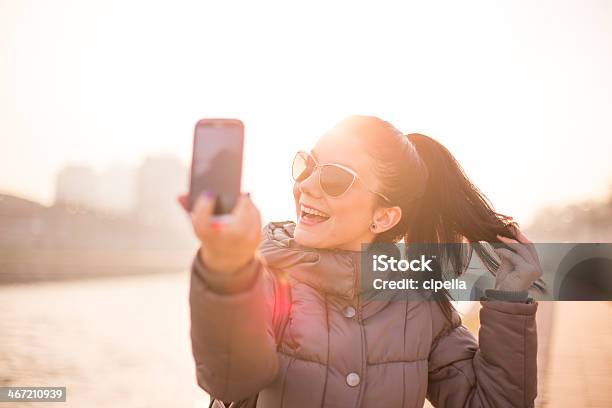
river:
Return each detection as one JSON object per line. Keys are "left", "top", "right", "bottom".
{"left": 0, "top": 273, "right": 210, "bottom": 408}
{"left": 3, "top": 272, "right": 609, "bottom": 407}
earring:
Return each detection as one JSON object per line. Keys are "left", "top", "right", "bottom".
{"left": 370, "top": 223, "right": 377, "bottom": 231}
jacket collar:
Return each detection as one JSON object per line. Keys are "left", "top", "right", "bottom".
{"left": 258, "top": 221, "right": 402, "bottom": 318}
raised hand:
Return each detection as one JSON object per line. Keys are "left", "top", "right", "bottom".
{"left": 178, "top": 192, "right": 262, "bottom": 274}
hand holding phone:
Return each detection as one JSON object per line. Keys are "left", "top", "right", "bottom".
{"left": 192, "top": 192, "right": 262, "bottom": 274}
{"left": 177, "top": 191, "right": 262, "bottom": 274}
{"left": 180, "top": 118, "right": 262, "bottom": 275}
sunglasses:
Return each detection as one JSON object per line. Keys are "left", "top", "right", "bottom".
{"left": 291, "top": 151, "right": 391, "bottom": 202}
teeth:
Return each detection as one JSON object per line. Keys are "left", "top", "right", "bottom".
{"left": 301, "top": 204, "right": 329, "bottom": 218}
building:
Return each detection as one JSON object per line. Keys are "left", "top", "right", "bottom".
{"left": 134, "top": 155, "right": 188, "bottom": 229}
{"left": 54, "top": 165, "right": 98, "bottom": 209}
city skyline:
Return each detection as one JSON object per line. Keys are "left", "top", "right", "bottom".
{"left": 2, "top": 148, "right": 612, "bottom": 229}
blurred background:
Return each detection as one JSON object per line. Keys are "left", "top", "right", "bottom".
{"left": 1, "top": 0, "right": 611, "bottom": 407}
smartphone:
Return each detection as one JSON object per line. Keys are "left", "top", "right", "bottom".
{"left": 188, "top": 118, "right": 244, "bottom": 216}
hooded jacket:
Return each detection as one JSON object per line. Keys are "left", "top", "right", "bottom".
{"left": 190, "top": 222, "right": 538, "bottom": 408}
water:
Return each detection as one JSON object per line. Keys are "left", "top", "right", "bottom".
{"left": 0, "top": 273, "right": 210, "bottom": 408}
{"left": 3, "top": 273, "right": 610, "bottom": 408}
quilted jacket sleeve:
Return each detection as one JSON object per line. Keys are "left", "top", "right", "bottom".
{"left": 189, "top": 251, "right": 280, "bottom": 402}
{"left": 427, "top": 300, "right": 538, "bottom": 408}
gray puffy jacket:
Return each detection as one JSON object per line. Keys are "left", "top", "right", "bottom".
{"left": 190, "top": 222, "right": 538, "bottom": 407}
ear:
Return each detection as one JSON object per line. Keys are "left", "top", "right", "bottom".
{"left": 372, "top": 205, "right": 402, "bottom": 234}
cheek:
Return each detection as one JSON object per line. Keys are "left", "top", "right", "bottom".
{"left": 293, "top": 183, "right": 301, "bottom": 215}
{"left": 327, "top": 194, "right": 373, "bottom": 233}
{"left": 293, "top": 182, "right": 300, "bottom": 200}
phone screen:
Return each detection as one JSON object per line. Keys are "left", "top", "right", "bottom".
{"left": 189, "top": 120, "right": 244, "bottom": 214}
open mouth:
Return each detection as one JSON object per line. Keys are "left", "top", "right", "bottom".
{"left": 299, "top": 203, "right": 331, "bottom": 226}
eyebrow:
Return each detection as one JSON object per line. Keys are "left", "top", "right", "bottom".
{"left": 309, "top": 149, "right": 358, "bottom": 173}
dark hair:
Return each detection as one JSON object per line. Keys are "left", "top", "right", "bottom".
{"left": 345, "top": 115, "right": 543, "bottom": 320}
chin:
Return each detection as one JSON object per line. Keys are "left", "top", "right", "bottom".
{"left": 294, "top": 220, "right": 339, "bottom": 249}
{"left": 293, "top": 223, "right": 323, "bottom": 248}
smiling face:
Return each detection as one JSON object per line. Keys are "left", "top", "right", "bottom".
{"left": 293, "top": 121, "right": 393, "bottom": 251}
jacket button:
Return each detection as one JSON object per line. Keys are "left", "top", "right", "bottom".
{"left": 342, "top": 306, "right": 356, "bottom": 318}
{"left": 346, "top": 372, "right": 360, "bottom": 387}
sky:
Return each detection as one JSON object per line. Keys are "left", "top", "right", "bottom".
{"left": 1, "top": 0, "right": 611, "bottom": 226}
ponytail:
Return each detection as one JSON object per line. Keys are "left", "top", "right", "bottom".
{"left": 406, "top": 133, "right": 516, "bottom": 266}
{"left": 346, "top": 115, "right": 544, "bottom": 320}
{"left": 402, "top": 134, "right": 545, "bottom": 318}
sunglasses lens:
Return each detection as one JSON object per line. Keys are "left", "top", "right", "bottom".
{"left": 292, "top": 152, "right": 314, "bottom": 182}
{"left": 320, "top": 165, "right": 355, "bottom": 197}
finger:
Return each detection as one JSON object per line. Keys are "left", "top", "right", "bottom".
{"left": 192, "top": 192, "right": 216, "bottom": 236}
{"left": 222, "top": 194, "right": 259, "bottom": 242}
{"left": 498, "top": 252, "right": 539, "bottom": 286}
{"left": 497, "top": 234, "right": 531, "bottom": 260}
{"left": 515, "top": 229, "right": 540, "bottom": 263}
{"left": 243, "top": 195, "right": 262, "bottom": 240}
{"left": 221, "top": 194, "right": 246, "bottom": 230}
{"left": 496, "top": 234, "right": 535, "bottom": 264}
{"left": 508, "top": 223, "right": 534, "bottom": 248}
{"left": 494, "top": 257, "right": 511, "bottom": 282}
{"left": 231, "top": 194, "right": 257, "bottom": 224}
{"left": 227, "top": 194, "right": 261, "bottom": 239}
{"left": 507, "top": 224, "right": 538, "bottom": 261}
{"left": 177, "top": 194, "right": 190, "bottom": 212}
{"left": 206, "top": 195, "right": 255, "bottom": 236}
{"left": 494, "top": 248, "right": 527, "bottom": 270}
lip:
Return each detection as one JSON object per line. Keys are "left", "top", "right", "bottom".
{"left": 299, "top": 202, "right": 330, "bottom": 218}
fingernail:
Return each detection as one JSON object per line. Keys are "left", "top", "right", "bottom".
{"left": 201, "top": 191, "right": 214, "bottom": 200}
{"left": 210, "top": 221, "right": 225, "bottom": 231}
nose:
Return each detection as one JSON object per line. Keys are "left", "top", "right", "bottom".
{"left": 298, "top": 167, "right": 323, "bottom": 199}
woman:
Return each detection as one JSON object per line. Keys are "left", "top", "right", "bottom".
{"left": 178, "top": 115, "right": 542, "bottom": 408}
